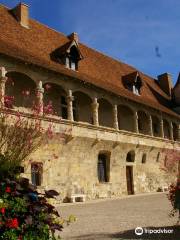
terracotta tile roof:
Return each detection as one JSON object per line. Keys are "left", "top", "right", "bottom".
{"left": 0, "top": 4, "right": 179, "bottom": 118}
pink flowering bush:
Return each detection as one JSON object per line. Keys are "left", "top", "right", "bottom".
{"left": 0, "top": 109, "right": 73, "bottom": 239}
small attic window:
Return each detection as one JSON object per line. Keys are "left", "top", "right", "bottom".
{"left": 66, "top": 46, "right": 80, "bottom": 70}
{"left": 133, "top": 76, "right": 142, "bottom": 95}
{"left": 122, "top": 72, "right": 143, "bottom": 96}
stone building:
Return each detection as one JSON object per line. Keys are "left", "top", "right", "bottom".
{"left": 0, "top": 3, "right": 179, "bottom": 200}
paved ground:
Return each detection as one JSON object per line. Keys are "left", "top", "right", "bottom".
{"left": 58, "top": 193, "right": 180, "bottom": 240}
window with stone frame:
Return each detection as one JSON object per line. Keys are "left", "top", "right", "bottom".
{"left": 156, "top": 152, "right": 160, "bottom": 162}
{"left": 164, "top": 156, "right": 167, "bottom": 167}
{"left": 97, "top": 153, "right": 110, "bottom": 183}
{"left": 126, "top": 151, "right": 135, "bottom": 162}
{"left": 142, "top": 153, "right": 147, "bottom": 164}
{"left": 31, "top": 162, "right": 43, "bottom": 186}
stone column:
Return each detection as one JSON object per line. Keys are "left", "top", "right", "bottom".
{"left": 67, "top": 90, "right": 74, "bottom": 121}
{"left": 36, "top": 81, "right": 44, "bottom": 116}
{"left": 0, "top": 67, "right": 7, "bottom": 108}
{"left": 149, "top": 114, "right": 153, "bottom": 136}
{"left": 133, "top": 111, "right": 139, "bottom": 133}
{"left": 170, "top": 121, "right": 174, "bottom": 140}
{"left": 92, "top": 97, "right": 99, "bottom": 126}
{"left": 113, "top": 104, "right": 119, "bottom": 130}
{"left": 160, "top": 117, "right": 164, "bottom": 138}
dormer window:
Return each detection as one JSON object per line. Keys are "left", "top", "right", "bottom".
{"left": 122, "top": 71, "right": 143, "bottom": 96}
{"left": 52, "top": 39, "right": 83, "bottom": 71}
{"left": 65, "top": 46, "right": 79, "bottom": 70}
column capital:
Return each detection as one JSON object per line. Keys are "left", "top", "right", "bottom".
{"left": 0, "top": 67, "right": 7, "bottom": 78}
{"left": 36, "top": 81, "right": 44, "bottom": 93}
{"left": 92, "top": 97, "right": 99, "bottom": 108}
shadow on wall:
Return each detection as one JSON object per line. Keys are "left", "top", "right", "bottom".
{"left": 69, "top": 226, "right": 180, "bottom": 240}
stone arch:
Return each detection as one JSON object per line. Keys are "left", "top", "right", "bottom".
{"left": 98, "top": 98, "right": 113, "bottom": 127}
{"left": 172, "top": 122, "right": 178, "bottom": 141}
{"left": 126, "top": 150, "right": 135, "bottom": 162}
{"left": 73, "top": 91, "right": 93, "bottom": 123}
{"left": 117, "top": 105, "right": 134, "bottom": 132}
{"left": 43, "top": 83, "right": 67, "bottom": 118}
{"left": 5, "top": 71, "right": 36, "bottom": 108}
{"left": 163, "top": 119, "right": 171, "bottom": 139}
{"left": 137, "top": 111, "right": 149, "bottom": 135}
{"left": 97, "top": 151, "right": 111, "bottom": 182}
{"left": 152, "top": 115, "right": 161, "bottom": 137}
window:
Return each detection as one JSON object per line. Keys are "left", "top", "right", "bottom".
{"left": 126, "top": 151, "right": 135, "bottom": 162}
{"left": 142, "top": 153, "right": 147, "bottom": 164}
{"left": 61, "top": 96, "right": 68, "bottom": 119}
{"left": 123, "top": 73, "right": 142, "bottom": 96}
{"left": 133, "top": 84, "right": 140, "bottom": 95}
{"left": 97, "top": 154, "right": 110, "bottom": 182}
{"left": 156, "top": 152, "right": 160, "bottom": 162}
{"left": 66, "top": 57, "right": 77, "bottom": 70}
{"left": 31, "top": 163, "right": 43, "bottom": 186}
{"left": 164, "top": 156, "right": 167, "bottom": 167}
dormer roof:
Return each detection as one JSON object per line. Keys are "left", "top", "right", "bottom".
{"left": 53, "top": 40, "right": 83, "bottom": 60}
{"left": 122, "top": 71, "right": 143, "bottom": 86}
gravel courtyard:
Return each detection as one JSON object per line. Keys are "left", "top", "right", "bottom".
{"left": 59, "top": 193, "right": 180, "bottom": 240}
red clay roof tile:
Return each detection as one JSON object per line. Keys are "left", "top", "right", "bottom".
{"left": 0, "top": 4, "right": 179, "bottom": 118}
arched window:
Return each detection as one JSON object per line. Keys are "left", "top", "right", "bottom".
{"left": 126, "top": 151, "right": 135, "bottom": 162}
{"left": 97, "top": 153, "right": 110, "bottom": 183}
{"left": 31, "top": 162, "right": 43, "bottom": 186}
{"left": 73, "top": 91, "right": 92, "bottom": 123}
{"left": 142, "top": 153, "right": 147, "bottom": 164}
{"left": 98, "top": 98, "right": 113, "bottom": 128}
{"left": 5, "top": 71, "right": 36, "bottom": 109}
{"left": 163, "top": 119, "right": 170, "bottom": 139}
{"left": 117, "top": 105, "right": 134, "bottom": 132}
{"left": 137, "top": 111, "right": 149, "bottom": 135}
{"left": 43, "top": 83, "right": 67, "bottom": 118}
{"left": 152, "top": 116, "right": 161, "bottom": 137}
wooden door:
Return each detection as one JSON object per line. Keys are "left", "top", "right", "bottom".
{"left": 126, "top": 166, "right": 134, "bottom": 195}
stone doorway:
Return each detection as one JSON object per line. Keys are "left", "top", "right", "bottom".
{"left": 126, "top": 166, "right": 134, "bottom": 195}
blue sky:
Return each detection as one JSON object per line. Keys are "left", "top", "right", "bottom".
{"left": 1, "top": 0, "right": 180, "bottom": 85}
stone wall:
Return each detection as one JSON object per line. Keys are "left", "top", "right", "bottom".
{"left": 21, "top": 119, "right": 179, "bottom": 201}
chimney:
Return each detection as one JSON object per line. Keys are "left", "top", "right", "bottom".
{"left": 68, "top": 32, "right": 79, "bottom": 44}
{"left": 12, "top": 3, "right": 29, "bottom": 28}
{"left": 157, "top": 73, "right": 173, "bottom": 96}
